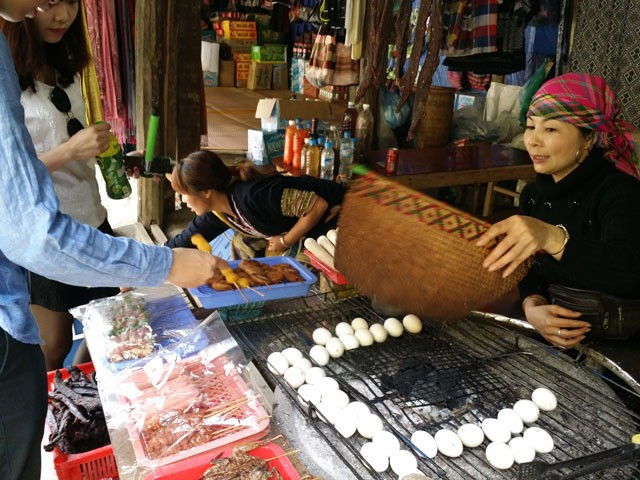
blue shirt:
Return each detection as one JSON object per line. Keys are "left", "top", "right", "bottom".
{"left": 0, "top": 34, "right": 173, "bottom": 345}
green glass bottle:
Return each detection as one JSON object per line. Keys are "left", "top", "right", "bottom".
{"left": 97, "top": 134, "right": 132, "bottom": 199}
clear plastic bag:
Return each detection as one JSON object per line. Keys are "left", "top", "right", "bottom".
{"left": 381, "top": 86, "right": 410, "bottom": 130}
{"left": 72, "top": 288, "right": 271, "bottom": 479}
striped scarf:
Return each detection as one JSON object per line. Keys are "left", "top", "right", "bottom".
{"left": 527, "top": 73, "right": 640, "bottom": 179}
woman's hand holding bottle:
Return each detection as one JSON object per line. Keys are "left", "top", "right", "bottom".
{"left": 65, "top": 122, "right": 111, "bottom": 162}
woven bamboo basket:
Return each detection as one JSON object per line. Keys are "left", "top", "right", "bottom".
{"left": 416, "top": 86, "right": 456, "bottom": 147}
{"left": 335, "top": 170, "right": 530, "bottom": 321}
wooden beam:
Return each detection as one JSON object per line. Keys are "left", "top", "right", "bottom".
{"left": 135, "top": 0, "right": 201, "bottom": 227}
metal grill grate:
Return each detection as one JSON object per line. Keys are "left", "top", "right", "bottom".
{"left": 228, "top": 295, "right": 640, "bottom": 480}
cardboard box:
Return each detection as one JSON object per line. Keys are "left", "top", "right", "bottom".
{"left": 247, "top": 129, "right": 285, "bottom": 164}
{"left": 222, "top": 20, "right": 257, "bottom": 42}
{"left": 247, "top": 61, "right": 272, "bottom": 90}
{"left": 271, "top": 64, "right": 288, "bottom": 90}
{"left": 255, "top": 98, "right": 334, "bottom": 133}
{"left": 218, "top": 60, "right": 235, "bottom": 87}
{"left": 234, "top": 53, "right": 251, "bottom": 87}
{"left": 251, "top": 44, "right": 287, "bottom": 63}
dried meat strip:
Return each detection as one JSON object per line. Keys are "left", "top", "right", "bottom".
{"left": 407, "top": 0, "right": 444, "bottom": 140}
{"left": 397, "top": 0, "right": 432, "bottom": 109}
{"left": 393, "top": 0, "right": 414, "bottom": 81}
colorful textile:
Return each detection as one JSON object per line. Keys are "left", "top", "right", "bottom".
{"left": 281, "top": 189, "right": 318, "bottom": 217}
{"left": 443, "top": 0, "right": 499, "bottom": 57}
{"left": 568, "top": 0, "right": 640, "bottom": 127}
{"left": 527, "top": 73, "right": 640, "bottom": 180}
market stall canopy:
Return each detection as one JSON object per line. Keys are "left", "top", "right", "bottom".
{"left": 335, "top": 169, "right": 530, "bottom": 320}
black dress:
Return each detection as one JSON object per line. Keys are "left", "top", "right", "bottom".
{"left": 518, "top": 148, "right": 640, "bottom": 301}
{"left": 166, "top": 174, "right": 345, "bottom": 253}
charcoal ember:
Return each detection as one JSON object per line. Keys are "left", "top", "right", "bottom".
{"left": 44, "top": 368, "right": 109, "bottom": 454}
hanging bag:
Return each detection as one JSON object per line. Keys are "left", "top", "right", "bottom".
{"left": 305, "top": 25, "right": 337, "bottom": 88}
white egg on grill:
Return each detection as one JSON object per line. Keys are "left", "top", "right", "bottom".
{"left": 357, "top": 413, "right": 384, "bottom": 439}
{"left": 410, "top": 430, "right": 438, "bottom": 458}
{"left": 266, "top": 352, "right": 289, "bottom": 376}
{"left": 335, "top": 322, "right": 354, "bottom": 337}
{"left": 292, "top": 357, "right": 312, "bottom": 373}
{"left": 297, "top": 384, "right": 322, "bottom": 408}
{"left": 435, "top": 429, "right": 463, "bottom": 458}
{"left": 481, "top": 418, "right": 511, "bottom": 444}
{"left": 369, "top": 324, "right": 388, "bottom": 343}
{"left": 513, "top": 399, "right": 540, "bottom": 424}
{"left": 344, "top": 401, "right": 370, "bottom": 421}
{"left": 485, "top": 442, "right": 514, "bottom": 470}
{"left": 531, "top": 387, "right": 558, "bottom": 412}
{"left": 283, "top": 366, "right": 305, "bottom": 389}
{"left": 325, "top": 337, "right": 346, "bottom": 358}
{"left": 457, "top": 423, "right": 484, "bottom": 448}
{"left": 351, "top": 317, "right": 369, "bottom": 330}
{"left": 305, "top": 366, "right": 326, "bottom": 385}
{"left": 316, "top": 400, "right": 340, "bottom": 424}
{"left": 384, "top": 317, "right": 404, "bottom": 337}
{"left": 316, "top": 376, "right": 339, "bottom": 391}
{"left": 389, "top": 449, "right": 418, "bottom": 477}
{"left": 497, "top": 408, "right": 524, "bottom": 434}
{"left": 309, "top": 345, "right": 330, "bottom": 366}
{"left": 338, "top": 333, "right": 360, "bottom": 350}
{"left": 523, "top": 427, "right": 554, "bottom": 453}
{"left": 508, "top": 436, "right": 536, "bottom": 464}
{"left": 360, "top": 442, "right": 389, "bottom": 472}
{"left": 322, "top": 389, "right": 350, "bottom": 410}
{"left": 281, "top": 347, "right": 303, "bottom": 365}
{"left": 372, "top": 430, "right": 400, "bottom": 455}
{"left": 334, "top": 409, "right": 358, "bottom": 438}
{"left": 312, "top": 327, "right": 333, "bottom": 346}
{"left": 354, "top": 329, "right": 374, "bottom": 346}
{"left": 402, "top": 314, "right": 423, "bottom": 334}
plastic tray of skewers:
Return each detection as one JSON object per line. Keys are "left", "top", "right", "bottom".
{"left": 189, "top": 256, "right": 317, "bottom": 309}
{"left": 73, "top": 291, "right": 205, "bottom": 374}
{"left": 144, "top": 441, "right": 300, "bottom": 480}
{"left": 116, "top": 349, "right": 271, "bottom": 471}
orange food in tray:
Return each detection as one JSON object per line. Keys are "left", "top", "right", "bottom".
{"left": 207, "top": 260, "right": 303, "bottom": 291}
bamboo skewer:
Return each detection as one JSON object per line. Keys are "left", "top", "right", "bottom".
{"left": 231, "top": 282, "right": 250, "bottom": 303}
{"left": 265, "top": 449, "right": 301, "bottom": 462}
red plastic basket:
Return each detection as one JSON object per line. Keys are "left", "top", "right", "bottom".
{"left": 47, "top": 362, "right": 119, "bottom": 480}
{"left": 144, "top": 442, "right": 300, "bottom": 480}
{"left": 304, "top": 249, "right": 349, "bottom": 285}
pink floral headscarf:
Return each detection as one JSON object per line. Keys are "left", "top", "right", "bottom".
{"left": 527, "top": 73, "right": 640, "bottom": 179}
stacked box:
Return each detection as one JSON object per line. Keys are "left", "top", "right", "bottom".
{"left": 233, "top": 52, "right": 251, "bottom": 88}
{"left": 247, "top": 61, "right": 272, "bottom": 90}
{"left": 221, "top": 20, "right": 257, "bottom": 43}
{"left": 272, "top": 64, "right": 288, "bottom": 90}
{"left": 250, "top": 44, "right": 287, "bottom": 63}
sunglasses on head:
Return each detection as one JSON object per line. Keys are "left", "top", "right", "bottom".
{"left": 36, "top": 0, "right": 61, "bottom": 13}
{"left": 50, "top": 86, "right": 84, "bottom": 137}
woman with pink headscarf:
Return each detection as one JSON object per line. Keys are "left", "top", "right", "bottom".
{"left": 477, "top": 73, "right": 640, "bottom": 348}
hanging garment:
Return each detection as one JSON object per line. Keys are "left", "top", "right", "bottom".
{"left": 443, "top": 0, "right": 499, "bottom": 57}
{"left": 568, "top": 0, "right": 640, "bottom": 126}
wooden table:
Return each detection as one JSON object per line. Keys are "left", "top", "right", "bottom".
{"left": 366, "top": 143, "right": 535, "bottom": 216}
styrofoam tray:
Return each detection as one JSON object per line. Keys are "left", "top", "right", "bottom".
{"left": 189, "top": 256, "right": 317, "bottom": 309}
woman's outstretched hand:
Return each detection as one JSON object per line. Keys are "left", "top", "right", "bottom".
{"left": 476, "top": 215, "right": 567, "bottom": 277}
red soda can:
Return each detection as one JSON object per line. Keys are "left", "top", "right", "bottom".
{"left": 385, "top": 148, "right": 399, "bottom": 176}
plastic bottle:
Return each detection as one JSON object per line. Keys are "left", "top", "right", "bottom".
{"left": 325, "top": 125, "right": 341, "bottom": 178}
{"left": 338, "top": 132, "right": 355, "bottom": 181}
{"left": 306, "top": 138, "right": 321, "bottom": 177}
{"left": 355, "top": 103, "right": 374, "bottom": 164}
{"left": 341, "top": 101, "right": 358, "bottom": 137}
{"left": 300, "top": 138, "right": 311, "bottom": 173}
{"left": 292, "top": 120, "right": 307, "bottom": 170}
{"left": 320, "top": 140, "right": 335, "bottom": 181}
{"left": 96, "top": 133, "right": 131, "bottom": 199}
{"left": 283, "top": 120, "right": 296, "bottom": 166}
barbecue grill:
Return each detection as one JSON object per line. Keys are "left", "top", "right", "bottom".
{"left": 225, "top": 293, "right": 640, "bottom": 479}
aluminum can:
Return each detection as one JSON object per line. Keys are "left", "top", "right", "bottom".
{"left": 385, "top": 148, "right": 399, "bottom": 176}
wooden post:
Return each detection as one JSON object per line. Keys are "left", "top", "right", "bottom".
{"left": 135, "top": 0, "right": 201, "bottom": 227}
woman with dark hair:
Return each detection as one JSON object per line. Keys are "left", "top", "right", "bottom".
{"left": 0, "top": 0, "right": 119, "bottom": 370}
{"left": 478, "top": 73, "right": 640, "bottom": 348}
{"left": 166, "top": 150, "right": 345, "bottom": 260}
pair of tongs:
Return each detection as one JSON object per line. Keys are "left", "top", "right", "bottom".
{"left": 517, "top": 440, "right": 640, "bottom": 479}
